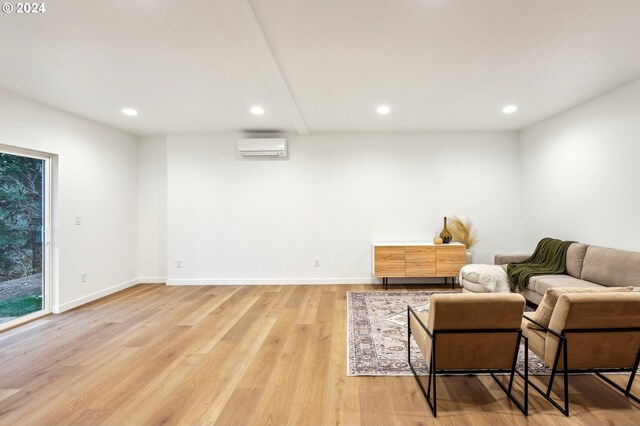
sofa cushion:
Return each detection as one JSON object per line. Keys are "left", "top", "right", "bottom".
{"left": 581, "top": 246, "right": 640, "bottom": 287}
{"left": 526, "top": 275, "right": 567, "bottom": 293}
{"left": 525, "top": 286, "right": 634, "bottom": 331}
{"left": 566, "top": 243, "right": 589, "bottom": 278}
{"left": 534, "top": 275, "right": 603, "bottom": 296}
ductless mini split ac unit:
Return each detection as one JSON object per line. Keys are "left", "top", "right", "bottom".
{"left": 238, "top": 138, "right": 288, "bottom": 157}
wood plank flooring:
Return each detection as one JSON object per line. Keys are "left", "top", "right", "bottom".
{"left": 0, "top": 284, "right": 638, "bottom": 425}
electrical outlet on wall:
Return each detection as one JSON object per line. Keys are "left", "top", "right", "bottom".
{"left": 176, "top": 260, "right": 183, "bottom": 268}
{"left": 314, "top": 258, "right": 320, "bottom": 267}
{"left": 80, "top": 272, "right": 86, "bottom": 282}
{"left": 75, "top": 216, "right": 81, "bottom": 225}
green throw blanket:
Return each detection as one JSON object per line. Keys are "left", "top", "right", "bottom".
{"left": 507, "top": 237, "right": 574, "bottom": 292}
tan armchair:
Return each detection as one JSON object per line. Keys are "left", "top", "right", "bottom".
{"left": 408, "top": 293, "right": 528, "bottom": 417}
{"left": 523, "top": 292, "right": 640, "bottom": 416}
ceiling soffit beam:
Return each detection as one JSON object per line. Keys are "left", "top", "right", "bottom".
{"left": 214, "top": 0, "right": 309, "bottom": 135}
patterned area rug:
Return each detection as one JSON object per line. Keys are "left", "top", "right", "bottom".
{"left": 347, "top": 290, "right": 544, "bottom": 376}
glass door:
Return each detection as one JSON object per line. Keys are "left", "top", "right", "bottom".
{"left": 0, "top": 147, "right": 50, "bottom": 329}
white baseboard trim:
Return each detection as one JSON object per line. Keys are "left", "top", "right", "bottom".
{"left": 138, "top": 276, "right": 167, "bottom": 284}
{"left": 50, "top": 275, "right": 445, "bottom": 313}
{"left": 52, "top": 278, "right": 140, "bottom": 314}
{"left": 166, "top": 277, "right": 380, "bottom": 286}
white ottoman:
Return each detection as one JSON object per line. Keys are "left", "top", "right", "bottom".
{"left": 459, "top": 264, "right": 511, "bottom": 294}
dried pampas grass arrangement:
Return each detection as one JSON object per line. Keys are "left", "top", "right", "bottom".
{"left": 447, "top": 216, "right": 478, "bottom": 249}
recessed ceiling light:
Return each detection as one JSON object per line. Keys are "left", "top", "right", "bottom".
{"left": 377, "top": 105, "right": 391, "bottom": 115}
{"left": 121, "top": 108, "right": 138, "bottom": 116}
{"left": 251, "top": 106, "right": 265, "bottom": 115}
{"left": 502, "top": 105, "right": 518, "bottom": 114}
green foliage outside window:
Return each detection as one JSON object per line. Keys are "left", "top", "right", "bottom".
{"left": 0, "top": 153, "right": 43, "bottom": 282}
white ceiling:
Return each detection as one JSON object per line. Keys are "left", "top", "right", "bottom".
{"left": 1, "top": 0, "right": 640, "bottom": 135}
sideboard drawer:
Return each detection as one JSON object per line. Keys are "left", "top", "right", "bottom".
{"left": 405, "top": 246, "right": 436, "bottom": 277}
{"left": 435, "top": 246, "right": 467, "bottom": 277}
{"left": 374, "top": 246, "right": 406, "bottom": 277}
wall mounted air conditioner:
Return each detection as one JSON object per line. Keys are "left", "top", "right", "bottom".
{"left": 238, "top": 138, "right": 287, "bottom": 157}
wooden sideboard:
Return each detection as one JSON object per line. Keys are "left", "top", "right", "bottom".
{"left": 372, "top": 242, "right": 467, "bottom": 289}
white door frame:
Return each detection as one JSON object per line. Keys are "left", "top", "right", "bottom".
{"left": 0, "top": 144, "right": 54, "bottom": 332}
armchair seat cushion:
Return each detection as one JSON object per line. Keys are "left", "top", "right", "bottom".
{"left": 521, "top": 318, "right": 546, "bottom": 356}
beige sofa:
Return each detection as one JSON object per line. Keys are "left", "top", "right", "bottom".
{"left": 495, "top": 243, "right": 640, "bottom": 304}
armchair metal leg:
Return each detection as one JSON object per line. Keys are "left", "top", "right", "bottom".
{"left": 507, "top": 331, "right": 522, "bottom": 395}
{"left": 626, "top": 355, "right": 640, "bottom": 396}
{"left": 528, "top": 376, "right": 569, "bottom": 416}
{"left": 407, "top": 316, "right": 437, "bottom": 417}
{"left": 563, "top": 341, "right": 569, "bottom": 415}
{"left": 421, "top": 342, "right": 438, "bottom": 417}
{"left": 525, "top": 337, "right": 529, "bottom": 414}
{"left": 594, "top": 370, "right": 640, "bottom": 404}
{"left": 527, "top": 338, "right": 570, "bottom": 416}
{"left": 490, "top": 335, "right": 529, "bottom": 415}
{"left": 407, "top": 308, "right": 437, "bottom": 417}
{"left": 627, "top": 346, "right": 640, "bottom": 399}
{"left": 431, "top": 348, "right": 437, "bottom": 417}
{"left": 546, "top": 337, "right": 563, "bottom": 398}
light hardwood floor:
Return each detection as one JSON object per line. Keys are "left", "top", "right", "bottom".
{"left": 0, "top": 284, "right": 638, "bottom": 425}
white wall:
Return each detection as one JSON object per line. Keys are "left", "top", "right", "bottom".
{"left": 138, "top": 135, "right": 167, "bottom": 282}
{"left": 166, "top": 132, "right": 524, "bottom": 284}
{"left": 4, "top": 75, "right": 636, "bottom": 304}
{"left": 0, "top": 89, "right": 139, "bottom": 312}
{"left": 520, "top": 78, "right": 640, "bottom": 251}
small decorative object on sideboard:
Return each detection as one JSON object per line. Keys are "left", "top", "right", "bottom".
{"left": 433, "top": 237, "right": 443, "bottom": 244}
{"left": 439, "top": 217, "right": 452, "bottom": 244}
